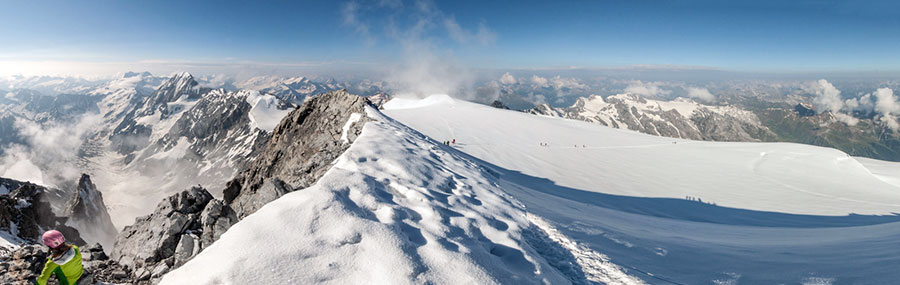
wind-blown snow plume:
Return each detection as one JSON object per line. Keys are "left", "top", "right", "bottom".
{"left": 340, "top": 0, "right": 496, "bottom": 99}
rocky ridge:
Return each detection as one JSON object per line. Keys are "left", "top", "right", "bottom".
{"left": 108, "top": 90, "right": 374, "bottom": 282}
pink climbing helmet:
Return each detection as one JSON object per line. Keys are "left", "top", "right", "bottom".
{"left": 41, "top": 230, "right": 65, "bottom": 248}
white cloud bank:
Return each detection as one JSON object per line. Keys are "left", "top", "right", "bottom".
{"left": 806, "top": 79, "right": 900, "bottom": 129}
{"left": 686, "top": 87, "right": 715, "bottom": 102}
{"left": 500, "top": 72, "right": 516, "bottom": 85}
{"left": 0, "top": 113, "right": 102, "bottom": 188}
{"left": 624, "top": 81, "right": 671, "bottom": 97}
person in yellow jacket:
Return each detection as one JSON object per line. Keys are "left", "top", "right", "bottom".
{"left": 36, "top": 230, "right": 83, "bottom": 285}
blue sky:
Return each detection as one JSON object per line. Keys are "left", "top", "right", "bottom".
{"left": 1, "top": 0, "right": 899, "bottom": 76}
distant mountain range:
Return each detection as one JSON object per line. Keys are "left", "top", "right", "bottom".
{"left": 521, "top": 93, "right": 900, "bottom": 162}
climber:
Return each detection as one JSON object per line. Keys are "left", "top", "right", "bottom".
{"left": 36, "top": 230, "right": 83, "bottom": 285}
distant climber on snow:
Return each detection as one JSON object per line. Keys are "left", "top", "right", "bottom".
{"left": 37, "top": 230, "right": 84, "bottom": 285}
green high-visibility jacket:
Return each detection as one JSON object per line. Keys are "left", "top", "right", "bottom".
{"left": 36, "top": 245, "right": 83, "bottom": 285}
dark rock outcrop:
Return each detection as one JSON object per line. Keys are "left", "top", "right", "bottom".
{"left": 223, "top": 89, "right": 371, "bottom": 218}
{"left": 111, "top": 186, "right": 212, "bottom": 278}
{"left": 65, "top": 174, "right": 117, "bottom": 249}
{"left": 110, "top": 186, "right": 237, "bottom": 282}
{"left": 0, "top": 182, "right": 85, "bottom": 246}
{"left": 0, "top": 244, "right": 47, "bottom": 284}
{"left": 490, "top": 100, "right": 510, "bottom": 109}
{"left": 367, "top": 92, "right": 392, "bottom": 109}
{"left": 795, "top": 103, "right": 816, "bottom": 117}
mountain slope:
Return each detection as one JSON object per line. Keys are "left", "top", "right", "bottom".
{"left": 162, "top": 104, "right": 642, "bottom": 284}
{"left": 383, "top": 95, "right": 900, "bottom": 284}
{"left": 529, "top": 94, "right": 774, "bottom": 142}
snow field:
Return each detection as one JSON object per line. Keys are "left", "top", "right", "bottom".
{"left": 384, "top": 94, "right": 900, "bottom": 284}
{"left": 162, "top": 106, "right": 630, "bottom": 284}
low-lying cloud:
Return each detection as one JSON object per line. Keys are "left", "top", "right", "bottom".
{"left": 807, "top": 79, "right": 900, "bottom": 129}
{"left": 0, "top": 113, "right": 102, "bottom": 188}
{"left": 624, "top": 80, "right": 671, "bottom": 97}
{"left": 686, "top": 87, "right": 715, "bottom": 102}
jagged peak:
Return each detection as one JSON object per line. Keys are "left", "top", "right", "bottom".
{"left": 170, "top": 71, "right": 194, "bottom": 80}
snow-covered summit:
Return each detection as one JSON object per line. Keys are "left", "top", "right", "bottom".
{"left": 162, "top": 104, "right": 642, "bottom": 284}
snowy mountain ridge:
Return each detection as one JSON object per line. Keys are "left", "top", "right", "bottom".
{"left": 529, "top": 93, "right": 775, "bottom": 141}
{"left": 163, "top": 102, "right": 644, "bottom": 284}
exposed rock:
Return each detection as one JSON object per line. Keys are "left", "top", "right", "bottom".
{"left": 490, "top": 100, "right": 510, "bottom": 109}
{"left": 81, "top": 243, "right": 108, "bottom": 262}
{"left": 795, "top": 102, "right": 816, "bottom": 117}
{"left": 110, "top": 186, "right": 237, "bottom": 282}
{"left": 224, "top": 89, "right": 371, "bottom": 218}
{"left": 197, "top": 200, "right": 237, "bottom": 249}
{"left": 367, "top": 92, "right": 392, "bottom": 109}
{"left": 111, "top": 186, "right": 212, "bottom": 272}
{"left": 137, "top": 72, "right": 200, "bottom": 117}
{"left": 110, "top": 72, "right": 202, "bottom": 155}
{"left": 65, "top": 174, "right": 117, "bottom": 250}
{"left": 128, "top": 89, "right": 271, "bottom": 197}
{"left": 0, "top": 244, "right": 47, "bottom": 284}
{"left": 109, "top": 90, "right": 374, "bottom": 282}
{"left": 0, "top": 182, "right": 85, "bottom": 246}
{"left": 173, "top": 233, "right": 197, "bottom": 267}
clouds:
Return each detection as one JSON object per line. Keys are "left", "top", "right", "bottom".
{"left": 0, "top": 113, "right": 102, "bottom": 188}
{"left": 530, "top": 75, "right": 548, "bottom": 87}
{"left": 809, "top": 79, "right": 844, "bottom": 113}
{"left": 341, "top": 1, "right": 373, "bottom": 45}
{"left": 499, "top": 72, "right": 516, "bottom": 85}
{"left": 624, "top": 81, "right": 671, "bottom": 97}
{"left": 444, "top": 17, "right": 496, "bottom": 45}
{"left": 805, "top": 79, "right": 900, "bottom": 129}
{"left": 873, "top": 87, "right": 900, "bottom": 116}
{"left": 341, "top": 0, "right": 497, "bottom": 98}
{"left": 871, "top": 88, "right": 900, "bottom": 130}
{"left": 341, "top": 0, "right": 496, "bottom": 47}
{"left": 686, "top": 87, "right": 715, "bottom": 102}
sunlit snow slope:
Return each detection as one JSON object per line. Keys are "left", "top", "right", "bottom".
{"left": 162, "top": 106, "right": 643, "bottom": 284}
{"left": 384, "top": 95, "right": 900, "bottom": 284}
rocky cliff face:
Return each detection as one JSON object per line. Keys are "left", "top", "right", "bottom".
{"left": 0, "top": 181, "right": 87, "bottom": 248}
{"left": 529, "top": 94, "right": 775, "bottom": 142}
{"left": 65, "top": 174, "right": 117, "bottom": 250}
{"left": 127, "top": 88, "right": 271, "bottom": 197}
{"left": 108, "top": 90, "right": 373, "bottom": 282}
{"left": 136, "top": 72, "right": 200, "bottom": 117}
{"left": 110, "top": 72, "right": 204, "bottom": 155}
{"left": 110, "top": 186, "right": 235, "bottom": 282}
{"left": 223, "top": 89, "right": 371, "bottom": 218}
